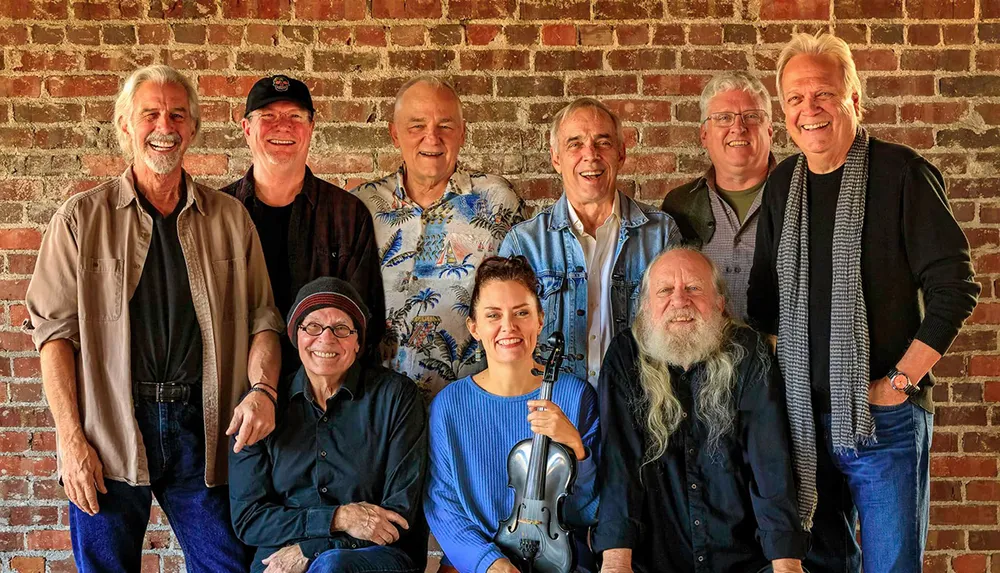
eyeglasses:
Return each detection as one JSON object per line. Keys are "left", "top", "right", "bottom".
{"left": 702, "top": 110, "right": 769, "bottom": 128}
{"left": 299, "top": 322, "right": 357, "bottom": 338}
{"left": 251, "top": 111, "right": 312, "bottom": 125}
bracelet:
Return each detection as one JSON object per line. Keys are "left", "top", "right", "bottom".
{"left": 252, "top": 381, "right": 278, "bottom": 399}
{"left": 247, "top": 386, "right": 277, "bottom": 407}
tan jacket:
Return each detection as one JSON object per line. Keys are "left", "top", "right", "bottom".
{"left": 26, "top": 169, "right": 283, "bottom": 487}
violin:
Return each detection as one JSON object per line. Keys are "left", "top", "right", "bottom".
{"left": 494, "top": 331, "right": 576, "bottom": 573}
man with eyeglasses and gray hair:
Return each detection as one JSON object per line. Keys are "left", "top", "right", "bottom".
{"left": 661, "top": 71, "right": 775, "bottom": 322}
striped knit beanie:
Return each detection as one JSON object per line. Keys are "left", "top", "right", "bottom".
{"left": 286, "top": 277, "right": 369, "bottom": 350}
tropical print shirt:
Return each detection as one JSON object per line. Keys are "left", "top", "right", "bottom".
{"left": 351, "top": 166, "right": 526, "bottom": 399}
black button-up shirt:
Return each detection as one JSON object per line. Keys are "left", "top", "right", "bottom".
{"left": 221, "top": 167, "right": 386, "bottom": 376}
{"left": 228, "top": 363, "right": 428, "bottom": 572}
{"left": 593, "top": 326, "right": 808, "bottom": 573}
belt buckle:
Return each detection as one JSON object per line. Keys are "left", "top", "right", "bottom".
{"left": 156, "top": 383, "right": 165, "bottom": 402}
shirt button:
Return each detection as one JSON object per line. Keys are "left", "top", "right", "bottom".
{"left": 688, "top": 449, "right": 695, "bottom": 455}
{"left": 320, "top": 451, "right": 327, "bottom": 457}
{"left": 691, "top": 483, "right": 697, "bottom": 490}
{"left": 321, "top": 487, "right": 328, "bottom": 493}
{"left": 321, "top": 416, "right": 328, "bottom": 422}
{"left": 698, "top": 556, "right": 705, "bottom": 562}
{"left": 590, "top": 334, "right": 597, "bottom": 341}
{"left": 681, "top": 412, "right": 688, "bottom": 419}
{"left": 589, "top": 370, "right": 596, "bottom": 377}
{"left": 694, "top": 519, "right": 701, "bottom": 526}
{"left": 576, "top": 309, "right": 585, "bottom": 316}
{"left": 734, "top": 267, "right": 741, "bottom": 273}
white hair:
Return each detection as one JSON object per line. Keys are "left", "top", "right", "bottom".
{"left": 776, "top": 32, "right": 865, "bottom": 120}
{"left": 392, "top": 75, "right": 464, "bottom": 123}
{"left": 548, "top": 97, "right": 625, "bottom": 153}
{"left": 699, "top": 71, "right": 772, "bottom": 120}
{"left": 113, "top": 65, "right": 200, "bottom": 161}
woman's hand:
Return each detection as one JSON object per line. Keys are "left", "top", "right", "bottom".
{"left": 526, "top": 399, "right": 586, "bottom": 460}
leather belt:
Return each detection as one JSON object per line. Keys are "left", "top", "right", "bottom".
{"left": 133, "top": 381, "right": 195, "bottom": 403}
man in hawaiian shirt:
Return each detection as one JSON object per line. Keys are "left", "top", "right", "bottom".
{"left": 352, "top": 75, "right": 525, "bottom": 399}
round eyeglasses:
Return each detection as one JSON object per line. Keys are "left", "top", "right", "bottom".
{"left": 299, "top": 322, "right": 357, "bottom": 338}
{"left": 702, "top": 110, "right": 768, "bottom": 128}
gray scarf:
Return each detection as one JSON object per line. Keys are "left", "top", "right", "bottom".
{"left": 776, "top": 127, "right": 873, "bottom": 529}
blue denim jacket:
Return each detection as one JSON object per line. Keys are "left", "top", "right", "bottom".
{"left": 499, "top": 191, "right": 680, "bottom": 381}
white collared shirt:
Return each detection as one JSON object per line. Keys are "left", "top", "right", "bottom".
{"left": 566, "top": 193, "right": 621, "bottom": 388}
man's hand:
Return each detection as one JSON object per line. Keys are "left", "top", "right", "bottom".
{"left": 772, "top": 558, "right": 804, "bottom": 573}
{"left": 486, "top": 558, "right": 519, "bottom": 573}
{"left": 868, "top": 376, "right": 910, "bottom": 407}
{"left": 262, "top": 544, "right": 308, "bottom": 573}
{"left": 227, "top": 389, "right": 276, "bottom": 453}
{"left": 60, "top": 431, "right": 106, "bottom": 516}
{"left": 332, "top": 502, "right": 409, "bottom": 545}
{"left": 601, "top": 548, "right": 633, "bottom": 573}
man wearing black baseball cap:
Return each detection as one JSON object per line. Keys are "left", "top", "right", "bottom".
{"left": 221, "top": 75, "right": 384, "bottom": 378}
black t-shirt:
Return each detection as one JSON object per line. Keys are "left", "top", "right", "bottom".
{"left": 252, "top": 201, "right": 294, "bottom": 316}
{"left": 806, "top": 166, "right": 845, "bottom": 411}
{"left": 130, "top": 186, "right": 203, "bottom": 388}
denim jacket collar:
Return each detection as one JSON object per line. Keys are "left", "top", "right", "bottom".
{"left": 549, "top": 190, "right": 650, "bottom": 233}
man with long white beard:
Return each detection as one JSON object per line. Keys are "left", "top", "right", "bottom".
{"left": 593, "top": 248, "right": 807, "bottom": 573}
{"left": 26, "top": 65, "right": 282, "bottom": 571}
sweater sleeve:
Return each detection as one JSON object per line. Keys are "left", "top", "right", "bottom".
{"left": 564, "top": 382, "right": 600, "bottom": 527}
{"left": 424, "top": 401, "right": 507, "bottom": 573}
{"left": 900, "top": 157, "right": 980, "bottom": 354}
{"left": 747, "top": 177, "right": 781, "bottom": 336}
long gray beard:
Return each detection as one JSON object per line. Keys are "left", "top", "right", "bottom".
{"left": 634, "top": 309, "right": 739, "bottom": 463}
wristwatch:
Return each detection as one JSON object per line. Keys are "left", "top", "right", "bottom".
{"left": 887, "top": 368, "right": 919, "bottom": 396}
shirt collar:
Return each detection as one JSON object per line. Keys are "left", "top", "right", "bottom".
{"left": 234, "top": 165, "right": 315, "bottom": 207}
{"left": 565, "top": 191, "right": 621, "bottom": 238}
{"left": 393, "top": 163, "right": 469, "bottom": 203}
{"left": 117, "top": 167, "right": 204, "bottom": 215}
{"left": 288, "top": 362, "right": 363, "bottom": 405}
{"left": 702, "top": 152, "right": 778, "bottom": 194}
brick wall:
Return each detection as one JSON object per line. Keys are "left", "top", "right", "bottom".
{"left": 1, "top": 0, "right": 998, "bottom": 571}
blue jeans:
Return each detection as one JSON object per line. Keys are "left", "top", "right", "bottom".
{"left": 308, "top": 545, "right": 417, "bottom": 573}
{"left": 69, "top": 397, "right": 251, "bottom": 573}
{"left": 805, "top": 401, "right": 933, "bottom": 573}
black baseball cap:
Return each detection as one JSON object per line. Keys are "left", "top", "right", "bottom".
{"left": 244, "top": 75, "right": 315, "bottom": 117}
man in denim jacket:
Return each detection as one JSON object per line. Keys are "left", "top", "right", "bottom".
{"left": 499, "top": 98, "right": 680, "bottom": 387}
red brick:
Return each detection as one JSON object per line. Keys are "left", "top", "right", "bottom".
{"left": 0, "top": 25, "right": 30, "bottom": 46}
{"left": 521, "top": 0, "right": 589, "bottom": 19}
{"left": 953, "top": 554, "right": 988, "bottom": 573}
{"left": 32, "top": 25, "right": 66, "bottom": 45}
{"left": 244, "top": 24, "right": 279, "bottom": 46}
{"left": 931, "top": 505, "right": 997, "bottom": 525}
{"left": 933, "top": 431, "right": 959, "bottom": 452}
{"left": 541, "top": 24, "right": 576, "bottom": 47}
{"left": 902, "top": 49, "right": 970, "bottom": 72}
{"left": 535, "top": 51, "right": 602, "bottom": 72}
{"left": 496, "top": 77, "right": 564, "bottom": 98}
{"left": 465, "top": 25, "right": 499, "bottom": 46}
{"left": 388, "top": 49, "right": 454, "bottom": 70}
{"left": 10, "top": 556, "right": 45, "bottom": 573}
{"left": 867, "top": 75, "right": 936, "bottom": 98}
{"left": 978, "top": 52, "right": 1000, "bottom": 72}
{"left": 9, "top": 383, "right": 42, "bottom": 403}
{"left": 643, "top": 74, "right": 710, "bottom": 96}
{"left": 852, "top": 49, "right": 899, "bottom": 71}
{"left": 606, "top": 100, "right": 672, "bottom": 123}
{"left": 221, "top": 0, "right": 291, "bottom": 18}
{"left": 968, "top": 480, "right": 1000, "bottom": 501}
{"left": 931, "top": 479, "right": 964, "bottom": 502}
{"left": 615, "top": 24, "right": 650, "bottom": 46}
{"left": 688, "top": 24, "right": 722, "bottom": 46}
{"left": 760, "top": 0, "right": 830, "bottom": 19}
{"left": 902, "top": 102, "right": 967, "bottom": 124}
{"left": 26, "top": 530, "right": 70, "bottom": 551}
{"left": 951, "top": 179, "right": 1000, "bottom": 199}
{"left": 0, "top": 432, "right": 30, "bottom": 453}
{"left": 928, "top": 528, "right": 966, "bottom": 549}
{"left": 932, "top": 456, "right": 997, "bottom": 478}
{"left": 448, "top": 0, "right": 515, "bottom": 18}
{"left": 965, "top": 433, "right": 1000, "bottom": 454}
{"left": 666, "top": 0, "right": 734, "bottom": 17}
{"left": 609, "top": 49, "right": 676, "bottom": 71}
{"left": 0, "top": 229, "right": 41, "bottom": 250}
{"left": 645, "top": 126, "right": 700, "bottom": 147}
{"left": 429, "top": 25, "right": 461, "bottom": 46}
{"left": 906, "top": 0, "right": 974, "bottom": 18}
{"left": 868, "top": 126, "right": 934, "bottom": 149}
{"left": 682, "top": 50, "right": 748, "bottom": 71}
{"left": 295, "top": 0, "right": 365, "bottom": 20}
{"left": 460, "top": 50, "right": 528, "bottom": 71}
{"left": 936, "top": 406, "right": 989, "bottom": 427}
{"left": 907, "top": 24, "right": 940, "bottom": 46}
{"left": 0, "top": 78, "right": 42, "bottom": 98}
{"left": 568, "top": 75, "right": 639, "bottom": 95}
{"left": 83, "top": 49, "right": 155, "bottom": 71}
{"left": 13, "top": 51, "right": 80, "bottom": 72}
{"left": 389, "top": 25, "right": 425, "bottom": 47}
{"left": 46, "top": 75, "right": 120, "bottom": 98}
{"left": 0, "top": 456, "right": 57, "bottom": 477}
{"left": 372, "top": 0, "right": 442, "bottom": 18}
{"left": 72, "top": 1, "right": 140, "bottom": 19}
{"left": 943, "top": 24, "right": 974, "bottom": 44}
{"left": 836, "top": 0, "right": 903, "bottom": 17}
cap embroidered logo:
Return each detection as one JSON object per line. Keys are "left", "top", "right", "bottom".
{"left": 272, "top": 76, "right": 290, "bottom": 92}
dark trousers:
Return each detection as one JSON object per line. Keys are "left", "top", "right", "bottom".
{"left": 69, "top": 398, "right": 252, "bottom": 573}
{"left": 308, "top": 545, "right": 418, "bottom": 573}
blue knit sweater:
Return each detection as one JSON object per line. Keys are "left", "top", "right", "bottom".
{"left": 425, "top": 373, "right": 600, "bottom": 573}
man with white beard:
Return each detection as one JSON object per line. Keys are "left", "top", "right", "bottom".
{"left": 593, "top": 247, "right": 807, "bottom": 573}
{"left": 26, "top": 65, "right": 282, "bottom": 571}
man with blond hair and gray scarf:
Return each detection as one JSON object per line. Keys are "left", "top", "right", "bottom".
{"left": 594, "top": 247, "right": 807, "bottom": 573}
{"left": 26, "top": 65, "right": 282, "bottom": 571}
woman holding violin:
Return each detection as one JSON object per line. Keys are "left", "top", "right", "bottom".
{"left": 425, "top": 256, "right": 600, "bottom": 573}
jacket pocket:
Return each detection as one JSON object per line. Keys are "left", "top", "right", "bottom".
{"left": 536, "top": 272, "right": 565, "bottom": 332}
{"left": 211, "top": 258, "right": 248, "bottom": 323}
{"left": 78, "top": 257, "right": 123, "bottom": 322}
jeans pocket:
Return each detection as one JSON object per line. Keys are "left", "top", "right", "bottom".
{"left": 869, "top": 400, "right": 911, "bottom": 413}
